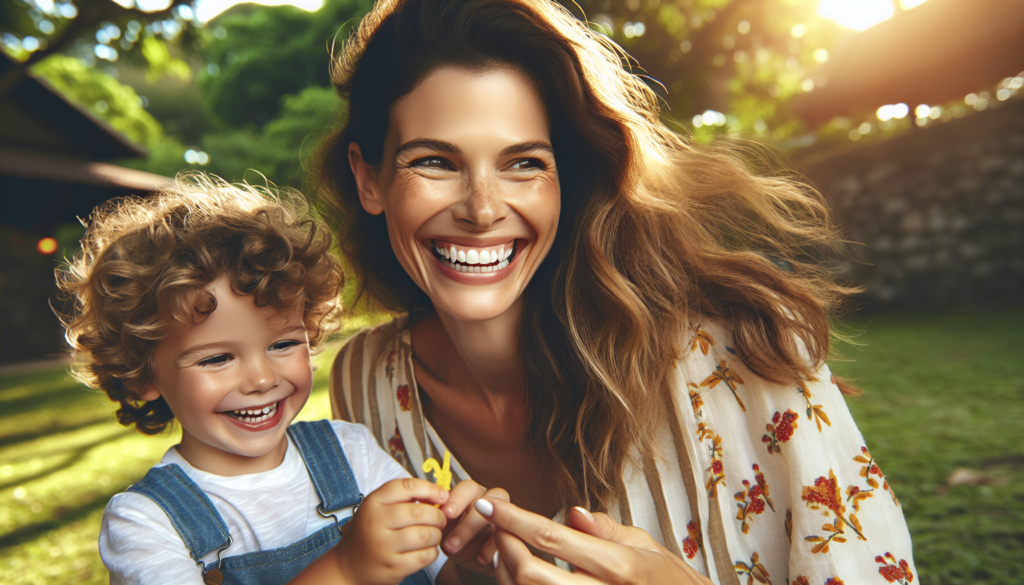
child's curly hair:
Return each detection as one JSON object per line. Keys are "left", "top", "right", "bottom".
{"left": 57, "top": 173, "right": 344, "bottom": 435}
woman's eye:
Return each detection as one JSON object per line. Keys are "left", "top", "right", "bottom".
{"left": 509, "top": 159, "right": 544, "bottom": 171}
{"left": 198, "top": 354, "right": 230, "bottom": 367}
{"left": 270, "top": 340, "right": 303, "bottom": 352}
{"left": 412, "top": 157, "right": 454, "bottom": 170}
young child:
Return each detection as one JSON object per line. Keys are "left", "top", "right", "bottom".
{"left": 57, "top": 175, "right": 467, "bottom": 585}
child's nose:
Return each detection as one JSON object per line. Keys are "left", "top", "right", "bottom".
{"left": 243, "top": 356, "right": 277, "bottom": 393}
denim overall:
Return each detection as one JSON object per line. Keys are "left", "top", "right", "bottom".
{"left": 128, "top": 420, "right": 433, "bottom": 585}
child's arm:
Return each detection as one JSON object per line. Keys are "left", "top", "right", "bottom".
{"left": 99, "top": 494, "right": 208, "bottom": 584}
{"left": 289, "top": 477, "right": 450, "bottom": 585}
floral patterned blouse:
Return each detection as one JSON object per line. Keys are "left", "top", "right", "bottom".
{"left": 329, "top": 320, "right": 917, "bottom": 585}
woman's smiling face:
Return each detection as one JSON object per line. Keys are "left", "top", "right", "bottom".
{"left": 350, "top": 66, "right": 560, "bottom": 323}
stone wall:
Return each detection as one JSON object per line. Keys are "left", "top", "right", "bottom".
{"left": 798, "top": 98, "right": 1024, "bottom": 309}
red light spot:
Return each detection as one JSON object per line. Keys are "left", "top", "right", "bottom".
{"left": 37, "top": 237, "right": 58, "bottom": 254}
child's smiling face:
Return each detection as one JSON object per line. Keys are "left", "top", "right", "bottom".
{"left": 141, "top": 277, "right": 313, "bottom": 475}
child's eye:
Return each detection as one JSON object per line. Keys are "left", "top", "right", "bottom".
{"left": 411, "top": 157, "right": 455, "bottom": 171}
{"left": 270, "top": 340, "right": 304, "bottom": 352}
{"left": 198, "top": 354, "right": 230, "bottom": 367}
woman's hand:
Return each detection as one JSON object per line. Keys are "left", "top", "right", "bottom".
{"left": 438, "top": 480, "right": 511, "bottom": 581}
{"left": 477, "top": 498, "right": 713, "bottom": 585}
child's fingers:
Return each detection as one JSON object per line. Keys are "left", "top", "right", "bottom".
{"left": 370, "top": 477, "right": 451, "bottom": 506}
{"left": 391, "top": 525, "right": 444, "bottom": 554}
{"left": 380, "top": 502, "right": 448, "bottom": 530}
{"left": 441, "top": 479, "right": 488, "bottom": 521}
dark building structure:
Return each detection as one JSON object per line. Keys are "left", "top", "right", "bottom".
{"left": 0, "top": 54, "right": 171, "bottom": 364}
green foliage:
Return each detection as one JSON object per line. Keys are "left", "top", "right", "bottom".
{"left": 30, "top": 54, "right": 164, "bottom": 147}
{"left": 200, "top": 85, "right": 342, "bottom": 188}
{"left": 568, "top": 0, "right": 845, "bottom": 142}
{"left": 199, "top": 0, "right": 371, "bottom": 127}
{"left": 139, "top": 37, "right": 191, "bottom": 84}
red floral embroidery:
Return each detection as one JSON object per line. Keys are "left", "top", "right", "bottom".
{"left": 875, "top": 553, "right": 914, "bottom": 584}
{"left": 802, "top": 470, "right": 866, "bottom": 553}
{"left": 388, "top": 424, "right": 407, "bottom": 466}
{"left": 700, "top": 360, "right": 746, "bottom": 411}
{"left": 704, "top": 434, "right": 726, "bottom": 496}
{"left": 396, "top": 384, "right": 412, "bottom": 412}
{"left": 733, "top": 552, "right": 769, "bottom": 584}
{"left": 681, "top": 520, "right": 702, "bottom": 559}
{"left": 793, "top": 578, "right": 810, "bottom": 585}
{"left": 825, "top": 579, "right": 845, "bottom": 585}
{"left": 735, "top": 464, "right": 774, "bottom": 534}
{"left": 762, "top": 410, "right": 798, "bottom": 454}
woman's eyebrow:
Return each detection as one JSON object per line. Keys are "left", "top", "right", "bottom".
{"left": 395, "top": 138, "right": 462, "bottom": 159}
{"left": 500, "top": 140, "right": 554, "bottom": 157}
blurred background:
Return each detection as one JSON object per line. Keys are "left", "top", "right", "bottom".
{"left": 0, "top": 0, "right": 1022, "bottom": 583}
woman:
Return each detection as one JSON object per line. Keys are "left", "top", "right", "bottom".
{"left": 315, "top": 0, "right": 916, "bottom": 583}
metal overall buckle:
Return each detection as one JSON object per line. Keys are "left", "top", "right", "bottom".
{"left": 199, "top": 535, "right": 232, "bottom": 585}
{"left": 317, "top": 493, "right": 364, "bottom": 537}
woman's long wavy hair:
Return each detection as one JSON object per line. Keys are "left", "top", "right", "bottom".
{"left": 315, "top": 0, "right": 855, "bottom": 512}
{"left": 58, "top": 174, "right": 343, "bottom": 434}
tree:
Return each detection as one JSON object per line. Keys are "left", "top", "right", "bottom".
{"left": 0, "top": 0, "right": 196, "bottom": 98}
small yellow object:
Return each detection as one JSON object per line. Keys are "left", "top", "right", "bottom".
{"left": 422, "top": 451, "right": 453, "bottom": 493}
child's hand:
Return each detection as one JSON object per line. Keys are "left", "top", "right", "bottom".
{"left": 334, "top": 478, "right": 450, "bottom": 585}
{"left": 437, "top": 480, "right": 510, "bottom": 580}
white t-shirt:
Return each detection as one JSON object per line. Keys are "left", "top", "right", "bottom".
{"left": 100, "top": 420, "right": 446, "bottom": 584}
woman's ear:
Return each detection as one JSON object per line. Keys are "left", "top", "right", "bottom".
{"left": 349, "top": 143, "right": 385, "bottom": 216}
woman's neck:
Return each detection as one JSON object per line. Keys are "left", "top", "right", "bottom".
{"left": 416, "top": 299, "right": 524, "bottom": 400}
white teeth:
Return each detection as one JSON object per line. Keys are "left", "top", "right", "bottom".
{"left": 435, "top": 241, "right": 516, "bottom": 272}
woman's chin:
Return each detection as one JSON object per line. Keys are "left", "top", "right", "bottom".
{"left": 430, "top": 292, "right": 521, "bottom": 324}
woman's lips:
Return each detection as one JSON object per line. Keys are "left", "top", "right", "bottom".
{"left": 430, "top": 238, "right": 521, "bottom": 276}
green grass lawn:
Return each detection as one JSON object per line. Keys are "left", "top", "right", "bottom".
{"left": 1, "top": 310, "right": 1021, "bottom": 584}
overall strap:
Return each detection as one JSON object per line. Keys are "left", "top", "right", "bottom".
{"left": 287, "top": 421, "right": 363, "bottom": 512}
{"left": 127, "top": 464, "right": 231, "bottom": 561}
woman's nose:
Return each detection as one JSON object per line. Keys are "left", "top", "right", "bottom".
{"left": 243, "top": 356, "right": 277, "bottom": 394}
{"left": 453, "top": 177, "right": 506, "bottom": 230}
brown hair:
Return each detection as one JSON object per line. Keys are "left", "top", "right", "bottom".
{"left": 57, "top": 173, "right": 344, "bottom": 435}
{"left": 314, "top": 0, "right": 854, "bottom": 512}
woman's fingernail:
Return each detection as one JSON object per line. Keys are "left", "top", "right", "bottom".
{"left": 573, "top": 506, "right": 595, "bottom": 523}
{"left": 492, "top": 550, "right": 499, "bottom": 569}
{"left": 445, "top": 535, "right": 462, "bottom": 552}
{"left": 475, "top": 498, "right": 494, "bottom": 517}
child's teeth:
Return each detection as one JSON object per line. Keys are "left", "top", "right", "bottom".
{"left": 467, "top": 250, "right": 479, "bottom": 264}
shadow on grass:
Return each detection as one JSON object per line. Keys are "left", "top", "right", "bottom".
{"left": 0, "top": 416, "right": 115, "bottom": 449}
{"left": 0, "top": 428, "right": 134, "bottom": 491}
{"left": 0, "top": 384, "right": 107, "bottom": 419}
{"left": 0, "top": 482, "right": 129, "bottom": 550}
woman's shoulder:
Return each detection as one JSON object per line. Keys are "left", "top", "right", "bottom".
{"left": 329, "top": 318, "right": 410, "bottom": 423}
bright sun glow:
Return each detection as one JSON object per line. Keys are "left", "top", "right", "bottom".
{"left": 817, "top": 0, "right": 931, "bottom": 32}
{"left": 194, "top": 0, "right": 323, "bottom": 22}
